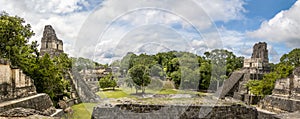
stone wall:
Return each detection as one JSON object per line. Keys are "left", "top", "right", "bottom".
{"left": 0, "top": 59, "right": 36, "bottom": 102}
{"left": 92, "top": 104, "right": 260, "bottom": 119}
{"left": 251, "top": 42, "right": 268, "bottom": 64}
{"left": 259, "top": 95, "right": 300, "bottom": 113}
{"left": 40, "top": 25, "right": 64, "bottom": 57}
{"left": 0, "top": 93, "right": 55, "bottom": 115}
{"left": 259, "top": 67, "right": 300, "bottom": 113}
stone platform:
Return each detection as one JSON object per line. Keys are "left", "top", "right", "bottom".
{"left": 0, "top": 93, "right": 58, "bottom": 117}
{"left": 92, "top": 104, "right": 259, "bottom": 119}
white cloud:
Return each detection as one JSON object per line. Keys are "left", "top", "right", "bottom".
{"left": 0, "top": 0, "right": 246, "bottom": 64}
{"left": 248, "top": 0, "right": 300, "bottom": 49}
{"left": 0, "top": 0, "right": 89, "bottom": 56}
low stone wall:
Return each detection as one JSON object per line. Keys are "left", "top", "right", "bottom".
{"left": 259, "top": 95, "right": 300, "bottom": 113}
{"left": 0, "top": 93, "right": 55, "bottom": 114}
{"left": 92, "top": 104, "right": 260, "bottom": 119}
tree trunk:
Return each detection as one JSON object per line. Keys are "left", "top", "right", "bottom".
{"left": 216, "top": 80, "right": 220, "bottom": 90}
{"left": 142, "top": 87, "right": 145, "bottom": 94}
{"left": 136, "top": 87, "right": 138, "bottom": 94}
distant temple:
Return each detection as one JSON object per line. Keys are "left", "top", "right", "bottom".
{"left": 243, "top": 42, "right": 270, "bottom": 73}
{"left": 220, "top": 42, "right": 270, "bottom": 104}
{"left": 40, "top": 25, "right": 64, "bottom": 57}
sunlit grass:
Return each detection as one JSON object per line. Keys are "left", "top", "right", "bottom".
{"left": 96, "top": 88, "right": 130, "bottom": 98}
{"left": 69, "top": 103, "right": 97, "bottom": 119}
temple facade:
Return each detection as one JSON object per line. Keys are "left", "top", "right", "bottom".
{"left": 40, "top": 25, "right": 64, "bottom": 57}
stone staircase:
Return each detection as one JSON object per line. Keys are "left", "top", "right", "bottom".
{"left": 219, "top": 72, "right": 244, "bottom": 99}
{"left": 0, "top": 93, "right": 63, "bottom": 117}
{"left": 69, "top": 70, "right": 101, "bottom": 102}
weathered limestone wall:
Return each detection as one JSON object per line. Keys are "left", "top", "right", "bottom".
{"left": 0, "top": 93, "right": 55, "bottom": 115}
{"left": 92, "top": 104, "right": 260, "bottom": 119}
{"left": 272, "top": 78, "right": 292, "bottom": 97}
{"left": 259, "top": 67, "right": 300, "bottom": 113}
{"left": 40, "top": 25, "right": 64, "bottom": 57}
{"left": 0, "top": 59, "right": 36, "bottom": 102}
{"left": 259, "top": 95, "right": 300, "bottom": 113}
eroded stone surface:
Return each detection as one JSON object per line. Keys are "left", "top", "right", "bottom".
{"left": 40, "top": 25, "right": 64, "bottom": 57}
{"left": 92, "top": 104, "right": 259, "bottom": 119}
{"left": 0, "top": 59, "right": 36, "bottom": 103}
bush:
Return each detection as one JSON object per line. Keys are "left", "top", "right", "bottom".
{"left": 162, "top": 80, "right": 175, "bottom": 89}
{"left": 99, "top": 73, "right": 117, "bottom": 90}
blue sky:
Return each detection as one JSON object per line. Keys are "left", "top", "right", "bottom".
{"left": 1, "top": 0, "right": 300, "bottom": 64}
{"left": 217, "top": 0, "right": 297, "bottom": 31}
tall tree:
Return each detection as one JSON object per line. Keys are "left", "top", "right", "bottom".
{"left": 128, "top": 65, "right": 151, "bottom": 94}
{"left": 280, "top": 48, "right": 300, "bottom": 67}
{"left": 0, "top": 12, "right": 35, "bottom": 66}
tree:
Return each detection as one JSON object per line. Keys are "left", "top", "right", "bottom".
{"left": 280, "top": 48, "right": 300, "bottom": 67}
{"left": 204, "top": 49, "right": 243, "bottom": 90}
{"left": 0, "top": 12, "right": 35, "bottom": 66}
{"left": 99, "top": 73, "right": 117, "bottom": 90}
{"left": 128, "top": 65, "right": 151, "bottom": 94}
{"left": 247, "top": 63, "right": 293, "bottom": 96}
{"left": 149, "top": 64, "right": 165, "bottom": 79}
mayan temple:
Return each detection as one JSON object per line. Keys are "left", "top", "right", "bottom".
{"left": 40, "top": 25, "right": 64, "bottom": 57}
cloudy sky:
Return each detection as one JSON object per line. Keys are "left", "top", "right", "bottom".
{"left": 0, "top": 0, "right": 299, "bottom": 64}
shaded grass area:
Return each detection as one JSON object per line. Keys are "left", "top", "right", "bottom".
{"left": 69, "top": 103, "right": 97, "bottom": 119}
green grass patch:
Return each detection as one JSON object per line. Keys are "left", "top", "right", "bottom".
{"left": 69, "top": 103, "right": 97, "bottom": 119}
{"left": 97, "top": 88, "right": 129, "bottom": 98}
{"left": 157, "top": 89, "right": 178, "bottom": 94}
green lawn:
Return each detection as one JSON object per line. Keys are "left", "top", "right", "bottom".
{"left": 96, "top": 88, "right": 129, "bottom": 98}
{"left": 69, "top": 103, "right": 97, "bottom": 119}
{"left": 96, "top": 88, "right": 206, "bottom": 99}
{"left": 69, "top": 88, "right": 209, "bottom": 118}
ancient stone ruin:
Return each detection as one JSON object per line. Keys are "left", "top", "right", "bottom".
{"left": 40, "top": 25, "right": 64, "bottom": 57}
{"left": 220, "top": 42, "right": 270, "bottom": 104}
{"left": 259, "top": 67, "right": 300, "bottom": 113}
{"left": 81, "top": 67, "right": 113, "bottom": 92}
{"left": 244, "top": 42, "right": 270, "bottom": 73}
{"left": 0, "top": 59, "right": 62, "bottom": 117}
{"left": 0, "top": 59, "right": 36, "bottom": 102}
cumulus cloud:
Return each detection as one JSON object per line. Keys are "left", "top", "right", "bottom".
{"left": 0, "top": 0, "right": 91, "bottom": 57}
{"left": 0, "top": 0, "right": 246, "bottom": 64}
{"left": 75, "top": 0, "right": 246, "bottom": 63}
{"left": 248, "top": 0, "right": 300, "bottom": 49}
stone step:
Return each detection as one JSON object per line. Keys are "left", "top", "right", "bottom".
{"left": 219, "top": 72, "right": 244, "bottom": 99}
{"left": 0, "top": 93, "right": 54, "bottom": 113}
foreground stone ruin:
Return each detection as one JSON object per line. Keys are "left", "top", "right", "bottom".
{"left": 92, "top": 103, "right": 278, "bottom": 119}
{"left": 0, "top": 59, "right": 63, "bottom": 117}
{"left": 259, "top": 67, "right": 300, "bottom": 113}
{"left": 0, "top": 59, "right": 36, "bottom": 102}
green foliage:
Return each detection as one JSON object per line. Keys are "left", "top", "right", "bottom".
{"left": 72, "top": 57, "right": 105, "bottom": 71}
{"left": 247, "top": 63, "right": 294, "bottom": 96}
{"left": 114, "top": 50, "right": 243, "bottom": 91}
{"left": 146, "top": 77, "right": 163, "bottom": 90}
{"left": 32, "top": 53, "right": 72, "bottom": 103}
{"left": 128, "top": 65, "right": 151, "bottom": 93}
{"left": 280, "top": 48, "right": 300, "bottom": 67}
{"left": 0, "top": 12, "right": 37, "bottom": 73}
{"left": 0, "top": 12, "right": 35, "bottom": 62}
{"left": 99, "top": 73, "right": 117, "bottom": 90}
{"left": 162, "top": 80, "right": 175, "bottom": 89}
{"left": 204, "top": 49, "right": 243, "bottom": 90}
{"left": 0, "top": 13, "right": 73, "bottom": 104}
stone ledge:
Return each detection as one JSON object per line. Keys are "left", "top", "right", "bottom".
{"left": 92, "top": 104, "right": 258, "bottom": 119}
{"left": 0, "top": 93, "right": 54, "bottom": 114}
